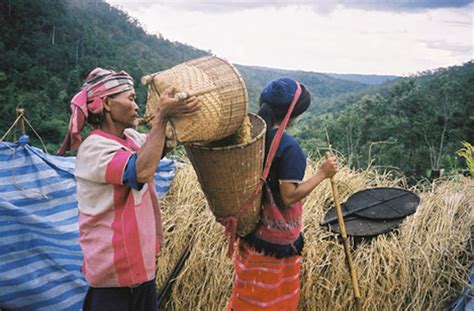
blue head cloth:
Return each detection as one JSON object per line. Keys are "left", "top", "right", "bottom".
{"left": 260, "top": 77, "right": 298, "bottom": 107}
{"left": 259, "top": 76, "right": 310, "bottom": 120}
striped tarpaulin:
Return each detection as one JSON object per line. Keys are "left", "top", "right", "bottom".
{"left": 0, "top": 138, "right": 177, "bottom": 311}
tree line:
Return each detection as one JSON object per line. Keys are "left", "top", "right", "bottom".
{"left": 292, "top": 61, "right": 474, "bottom": 182}
{"left": 0, "top": 0, "right": 375, "bottom": 150}
{"left": 0, "top": 0, "right": 207, "bottom": 151}
{"left": 1, "top": 0, "right": 472, "bottom": 182}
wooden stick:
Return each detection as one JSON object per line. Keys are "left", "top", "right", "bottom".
{"left": 174, "top": 85, "right": 218, "bottom": 100}
{"left": 16, "top": 108, "right": 25, "bottom": 136}
{"left": 157, "top": 238, "right": 194, "bottom": 306}
{"left": 137, "top": 85, "right": 218, "bottom": 126}
{"left": 140, "top": 72, "right": 218, "bottom": 100}
{"left": 325, "top": 152, "right": 362, "bottom": 309}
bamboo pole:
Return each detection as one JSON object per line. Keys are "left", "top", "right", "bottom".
{"left": 325, "top": 152, "right": 362, "bottom": 310}
{"left": 136, "top": 82, "right": 217, "bottom": 126}
{"left": 16, "top": 108, "right": 25, "bottom": 136}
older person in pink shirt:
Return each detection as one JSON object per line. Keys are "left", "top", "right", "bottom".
{"left": 58, "top": 67, "right": 199, "bottom": 311}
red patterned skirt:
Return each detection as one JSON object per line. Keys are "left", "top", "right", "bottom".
{"left": 228, "top": 240, "right": 302, "bottom": 311}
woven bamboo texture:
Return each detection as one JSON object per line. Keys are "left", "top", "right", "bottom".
{"left": 184, "top": 113, "right": 266, "bottom": 236}
{"left": 143, "top": 56, "right": 248, "bottom": 143}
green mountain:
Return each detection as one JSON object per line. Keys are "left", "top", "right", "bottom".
{"left": 313, "top": 77, "right": 402, "bottom": 114}
{"left": 235, "top": 65, "right": 368, "bottom": 112}
{"left": 292, "top": 61, "right": 474, "bottom": 182}
{"left": 0, "top": 0, "right": 208, "bottom": 150}
{"left": 324, "top": 73, "right": 399, "bottom": 85}
{"left": 0, "top": 0, "right": 373, "bottom": 152}
{"left": 1, "top": 0, "right": 471, "bottom": 182}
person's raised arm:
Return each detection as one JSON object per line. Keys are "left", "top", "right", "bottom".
{"left": 279, "top": 156, "right": 338, "bottom": 207}
{"left": 136, "top": 86, "right": 200, "bottom": 183}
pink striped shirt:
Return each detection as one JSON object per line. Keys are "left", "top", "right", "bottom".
{"left": 75, "top": 129, "right": 163, "bottom": 287}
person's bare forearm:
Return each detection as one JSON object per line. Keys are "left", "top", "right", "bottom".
{"left": 134, "top": 86, "right": 200, "bottom": 183}
{"left": 280, "top": 157, "right": 337, "bottom": 207}
{"left": 281, "top": 169, "right": 327, "bottom": 206}
{"left": 135, "top": 113, "right": 167, "bottom": 183}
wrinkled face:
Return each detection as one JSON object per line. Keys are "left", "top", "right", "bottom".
{"left": 105, "top": 89, "right": 139, "bottom": 129}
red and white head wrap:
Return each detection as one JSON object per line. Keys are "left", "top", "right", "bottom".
{"left": 57, "top": 68, "right": 134, "bottom": 155}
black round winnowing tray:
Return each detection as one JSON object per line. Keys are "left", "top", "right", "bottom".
{"left": 322, "top": 187, "right": 420, "bottom": 237}
{"left": 323, "top": 204, "right": 404, "bottom": 237}
{"left": 344, "top": 187, "right": 420, "bottom": 220}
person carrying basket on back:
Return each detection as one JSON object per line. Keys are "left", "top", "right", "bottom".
{"left": 228, "top": 77, "right": 338, "bottom": 310}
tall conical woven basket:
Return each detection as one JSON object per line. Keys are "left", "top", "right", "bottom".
{"left": 184, "top": 113, "right": 266, "bottom": 237}
{"left": 142, "top": 56, "right": 248, "bottom": 143}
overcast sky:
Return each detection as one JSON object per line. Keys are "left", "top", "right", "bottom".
{"left": 106, "top": 0, "right": 473, "bottom": 76}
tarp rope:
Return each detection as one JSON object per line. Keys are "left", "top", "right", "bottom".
{"left": 1, "top": 110, "right": 49, "bottom": 153}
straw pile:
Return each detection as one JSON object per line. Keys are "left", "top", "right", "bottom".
{"left": 156, "top": 158, "right": 474, "bottom": 310}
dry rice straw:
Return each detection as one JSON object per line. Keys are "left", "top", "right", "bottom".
{"left": 156, "top": 158, "right": 473, "bottom": 310}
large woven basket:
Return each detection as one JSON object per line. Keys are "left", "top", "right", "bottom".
{"left": 185, "top": 113, "right": 266, "bottom": 237}
{"left": 142, "top": 56, "right": 248, "bottom": 143}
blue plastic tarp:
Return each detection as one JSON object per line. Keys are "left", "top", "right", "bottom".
{"left": 0, "top": 137, "right": 177, "bottom": 311}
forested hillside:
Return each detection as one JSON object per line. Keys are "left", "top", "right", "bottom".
{"left": 325, "top": 73, "right": 398, "bottom": 85}
{"left": 235, "top": 65, "right": 368, "bottom": 112}
{"left": 0, "top": 0, "right": 369, "bottom": 152}
{"left": 0, "top": 0, "right": 208, "bottom": 150}
{"left": 292, "top": 61, "right": 474, "bottom": 182}
{"left": 1, "top": 0, "right": 471, "bottom": 182}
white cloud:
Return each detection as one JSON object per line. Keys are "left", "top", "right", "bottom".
{"left": 107, "top": 1, "right": 474, "bottom": 75}
{"left": 108, "top": 0, "right": 473, "bottom": 13}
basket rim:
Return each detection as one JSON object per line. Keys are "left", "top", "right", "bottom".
{"left": 185, "top": 113, "right": 266, "bottom": 151}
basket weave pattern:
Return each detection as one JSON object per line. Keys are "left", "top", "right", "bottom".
{"left": 145, "top": 56, "right": 248, "bottom": 143}
{"left": 185, "top": 114, "right": 266, "bottom": 236}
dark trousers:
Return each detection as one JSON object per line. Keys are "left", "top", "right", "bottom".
{"left": 83, "top": 279, "right": 158, "bottom": 311}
